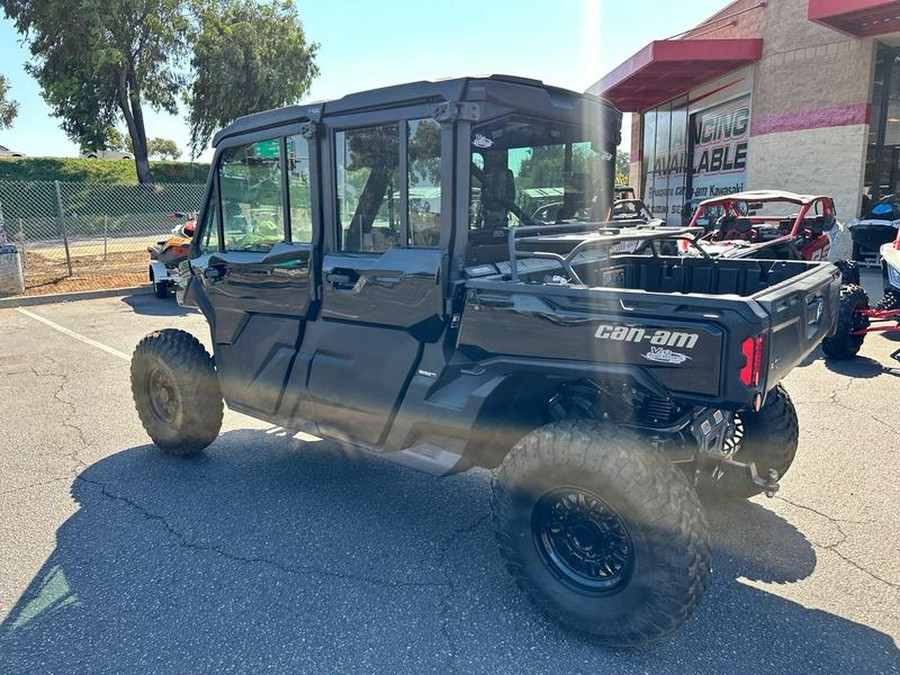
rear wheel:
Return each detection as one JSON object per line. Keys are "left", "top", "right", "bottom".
{"left": 149, "top": 267, "right": 169, "bottom": 299}
{"left": 131, "top": 329, "right": 223, "bottom": 455}
{"left": 700, "top": 385, "right": 799, "bottom": 501}
{"left": 492, "top": 421, "right": 709, "bottom": 647}
{"left": 822, "top": 284, "right": 870, "bottom": 359}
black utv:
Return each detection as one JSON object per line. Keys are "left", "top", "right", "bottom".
{"left": 131, "top": 76, "right": 840, "bottom": 647}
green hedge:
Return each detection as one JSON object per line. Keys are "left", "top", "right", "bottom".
{"left": 0, "top": 157, "right": 210, "bottom": 184}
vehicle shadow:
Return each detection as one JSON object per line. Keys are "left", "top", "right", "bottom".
{"left": 121, "top": 293, "right": 196, "bottom": 317}
{"left": 823, "top": 354, "right": 900, "bottom": 378}
{"left": 0, "top": 430, "right": 896, "bottom": 674}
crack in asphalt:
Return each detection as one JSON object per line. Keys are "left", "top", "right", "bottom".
{"left": 826, "top": 379, "right": 899, "bottom": 433}
{"left": 28, "top": 361, "right": 89, "bottom": 477}
{"left": 78, "top": 475, "right": 490, "bottom": 595}
{"left": 75, "top": 472, "right": 493, "bottom": 671}
{"left": 776, "top": 496, "right": 900, "bottom": 590}
{"left": 435, "top": 512, "right": 492, "bottom": 674}
{"left": 0, "top": 476, "right": 71, "bottom": 498}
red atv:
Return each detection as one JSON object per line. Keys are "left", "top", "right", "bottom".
{"left": 821, "top": 225, "right": 900, "bottom": 360}
{"left": 685, "top": 190, "right": 859, "bottom": 285}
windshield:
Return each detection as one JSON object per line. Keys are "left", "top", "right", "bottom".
{"left": 469, "top": 116, "right": 612, "bottom": 230}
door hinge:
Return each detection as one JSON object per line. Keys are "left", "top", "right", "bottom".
{"left": 299, "top": 121, "right": 317, "bottom": 139}
{"left": 431, "top": 102, "right": 481, "bottom": 123}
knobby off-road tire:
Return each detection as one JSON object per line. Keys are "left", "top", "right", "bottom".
{"left": 876, "top": 289, "right": 900, "bottom": 312}
{"left": 822, "top": 284, "right": 870, "bottom": 359}
{"left": 492, "top": 421, "right": 710, "bottom": 647}
{"left": 131, "top": 329, "right": 223, "bottom": 455}
{"left": 833, "top": 259, "right": 860, "bottom": 287}
{"left": 701, "top": 385, "right": 799, "bottom": 501}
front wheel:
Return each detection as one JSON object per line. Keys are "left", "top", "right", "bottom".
{"left": 876, "top": 289, "right": 900, "bottom": 312}
{"left": 131, "top": 329, "right": 223, "bottom": 455}
{"left": 492, "top": 421, "right": 709, "bottom": 647}
{"left": 821, "top": 284, "right": 870, "bottom": 359}
{"left": 833, "top": 259, "right": 860, "bottom": 286}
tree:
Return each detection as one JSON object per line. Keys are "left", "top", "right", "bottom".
{"left": 1, "top": 0, "right": 189, "bottom": 183}
{"left": 147, "top": 138, "right": 182, "bottom": 160}
{"left": 90, "top": 128, "right": 181, "bottom": 160}
{"left": 0, "top": 74, "right": 19, "bottom": 129}
{"left": 616, "top": 150, "right": 630, "bottom": 185}
{"left": 186, "top": 0, "right": 318, "bottom": 156}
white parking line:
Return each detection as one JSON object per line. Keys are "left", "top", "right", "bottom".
{"left": 16, "top": 308, "right": 131, "bottom": 362}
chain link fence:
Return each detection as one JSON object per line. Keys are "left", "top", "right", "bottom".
{"left": 0, "top": 180, "right": 206, "bottom": 294}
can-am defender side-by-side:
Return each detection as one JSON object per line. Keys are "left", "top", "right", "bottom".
{"left": 130, "top": 77, "right": 841, "bottom": 647}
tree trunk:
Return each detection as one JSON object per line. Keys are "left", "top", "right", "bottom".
{"left": 117, "top": 68, "right": 153, "bottom": 184}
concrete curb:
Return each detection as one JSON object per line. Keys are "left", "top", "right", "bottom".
{"left": 0, "top": 284, "right": 152, "bottom": 309}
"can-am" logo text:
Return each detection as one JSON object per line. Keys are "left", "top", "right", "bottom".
{"left": 594, "top": 324, "right": 700, "bottom": 350}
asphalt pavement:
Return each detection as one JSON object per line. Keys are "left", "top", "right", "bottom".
{"left": 0, "top": 273, "right": 898, "bottom": 674}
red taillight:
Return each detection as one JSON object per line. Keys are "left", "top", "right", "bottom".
{"left": 740, "top": 333, "right": 766, "bottom": 387}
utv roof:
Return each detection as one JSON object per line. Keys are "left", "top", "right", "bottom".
{"left": 212, "top": 75, "right": 621, "bottom": 148}
{"left": 697, "top": 190, "right": 831, "bottom": 207}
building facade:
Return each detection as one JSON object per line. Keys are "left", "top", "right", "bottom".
{"left": 591, "top": 0, "right": 900, "bottom": 225}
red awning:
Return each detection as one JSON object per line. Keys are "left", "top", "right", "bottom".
{"left": 594, "top": 39, "right": 763, "bottom": 112}
{"left": 809, "top": 0, "right": 900, "bottom": 36}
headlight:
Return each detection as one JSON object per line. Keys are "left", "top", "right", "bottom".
{"left": 887, "top": 261, "right": 900, "bottom": 289}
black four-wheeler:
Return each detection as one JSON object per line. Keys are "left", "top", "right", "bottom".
{"left": 130, "top": 76, "right": 841, "bottom": 647}
{"left": 848, "top": 193, "right": 900, "bottom": 264}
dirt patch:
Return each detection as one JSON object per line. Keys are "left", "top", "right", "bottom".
{"left": 21, "top": 250, "right": 148, "bottom": 296}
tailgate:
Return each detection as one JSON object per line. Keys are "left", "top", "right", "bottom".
{"left": 753, "top": 261, "right": 841, "bottom": 389}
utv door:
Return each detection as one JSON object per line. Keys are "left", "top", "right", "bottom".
{"left": 303, "top": 119, "right": 447, "bottom": 446}
{"left": 190, "top": 130, "right": 321, "bottom": 418}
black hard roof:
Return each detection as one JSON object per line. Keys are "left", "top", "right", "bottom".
{"left": 212, "top": 75, "right": 621, "bottom": 147}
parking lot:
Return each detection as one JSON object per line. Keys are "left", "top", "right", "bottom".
{"left": 0, "top": 272, "right": 898, "bottom": 674}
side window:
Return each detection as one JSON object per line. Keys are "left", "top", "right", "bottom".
{"left": 408, "top": 119, "right": 441, "bottom": 246}
{"left": 287, "top": 135, "right": 313, "bottom": 244}
{"left": 336, "top": 124, "right": 401, "bottom": 253}
{"left": 219, "top": 139, "right": 286, "bottom": 252}
{"left": 197, "top": 193, "right": 220, "bottom": 254}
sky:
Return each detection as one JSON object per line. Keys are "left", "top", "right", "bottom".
{"left": 0, "top": 0, "right": 729, "bottom": 160}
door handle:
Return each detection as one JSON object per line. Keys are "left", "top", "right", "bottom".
{"left": 325, "top": 269, "right": 359, "bottom": 290}
{"left": 204, "top": 265, "right": 225, "bottom": 282}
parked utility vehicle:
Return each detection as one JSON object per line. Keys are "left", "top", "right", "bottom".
{"left": 147, "top": 212, "right": 197, "bottom": 298}
{"left": 822, "top": 225, "right": 900, "bottom": 360}
{"left": 131, "top": 77, "right": 840, "bottom": 647}
{"left": 685, "top": 190, "right": 859, "bottom": 282}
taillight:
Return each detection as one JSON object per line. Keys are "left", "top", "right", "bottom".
{"left": 740, "top": 333, "right": 766, "bottom": 387}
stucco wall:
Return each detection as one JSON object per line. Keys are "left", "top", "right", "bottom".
{"left": 747, "top": 0, "right": 875, "bottom": 217}
{"left": 682, "top": 0, "right": 765, "bottom": 40}
{"left": 746, "top": 123, "right": 868, "bottom": 224}
{"left": 624, "top": 0, "right": 875, "bottom": 217}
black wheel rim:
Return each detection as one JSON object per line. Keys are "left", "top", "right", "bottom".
{"left": 146, "top": 367, "right": 180, "bottom": 424}
{"left": 532, "top": 487, "right": 634, "bottom": 595}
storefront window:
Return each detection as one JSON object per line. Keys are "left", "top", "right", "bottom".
{"left": 641, "top": 97, "right": 689, "bottom": 226}
{"left": 688, "top": 96, "right": 750, "bottom": 212}
{"left": 863, "top": 44, "right": 900, "bottom": 214}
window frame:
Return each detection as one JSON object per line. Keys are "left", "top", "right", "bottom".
{"left": 326, "top": 107, "right": 447, "bottom": 255}
{"left": 199, "top": 120, "right": 315, "bottom": 254}
{"left": 285, "top": 132, "right": 319, "bottom": 246}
